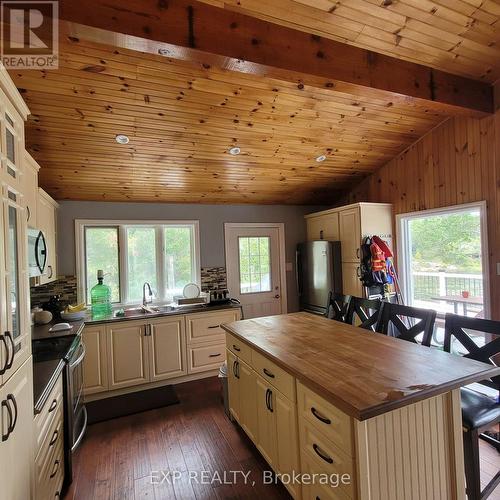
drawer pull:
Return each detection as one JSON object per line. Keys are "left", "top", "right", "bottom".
{"left": 232, "top": 344, "right": 241, "bottom": 352}
{"left": 311, "top": 407, "right": 331, "bottom": 425}
{"left": 313, "top": 444, "right": 333, "bottom": 464}
{"left": 263, "top": 368, "right": 275, "bottom": 379}
{"left": 208, "top": 325, "right": 220, "bottom": 329}
{"left": 50, "top": 459, "right": 60, "bottom": 479}
{"left": 49, "top": 429, "right": 59, "bottom": 446}
{"left": 209, "top": 353, "right": 221, "bottom": 358}
{"left": 48, "top": 399, "right": 58, "bottom": 413}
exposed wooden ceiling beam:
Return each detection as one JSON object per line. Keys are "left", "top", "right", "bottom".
{"left": 57, "top": 0, "right": 493, "bottom": 118}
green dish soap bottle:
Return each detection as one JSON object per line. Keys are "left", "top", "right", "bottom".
{"left": 91, "top": 269, "right": 112, "bottom": 319}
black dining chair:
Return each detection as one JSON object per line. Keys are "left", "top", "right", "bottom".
{"left": 444, "top": 313, "right": 500, "bottom": 500}
{"left": 375, "top": 302, "right": 436, "bottom": 347}
{"left": 345, "top": 297, "right": 384, "bottom": 331}
{"left": 325, "top": 291, "right": 351, "bottom": 322}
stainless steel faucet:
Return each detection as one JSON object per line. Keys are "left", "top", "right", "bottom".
{"left": 142, "top": 282, "right": 153, "bottom": 306}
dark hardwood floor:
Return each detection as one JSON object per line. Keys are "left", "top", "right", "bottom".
{"left": 65, "top": 377, "right": 500, "bottom": 500}
{"left": 64, "top": 377, "right": 290, "bottom": 500}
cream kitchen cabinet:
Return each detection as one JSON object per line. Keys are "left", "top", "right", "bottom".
{"left": 342, "top": 262, "right": 363, "bottom": 297}
{"left": 107, "top": 320, "right": 150, "bottom": 390}
{"left": 22, "top": 151, "right": 39, "bottom": 227}
{"left": 306, "top": 212, "right": 339, "bottom": 241}
{"left": 82, "top": 325, "right": 108, "bottom": 396}
{"left": 0, "top": 358, "right": 34, "bottom": 500}
{"left": 339, "top": 207, "right": 361, "bottom": 262}
{"left": 227, "top": 350, "right": 240, "bottom": 422}
{"left": 37, "top": 188, "right": 59, "bottom": 285}
{"left": 149, "top": 316, "right": 186, "bottom": 382}
{"left": 255, "top": 375, "right": 278, "bottom": 467}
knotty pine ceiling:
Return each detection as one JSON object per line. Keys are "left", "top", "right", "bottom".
{"left": 201, "top": 0, "right": 500, "bottom": 83}
{"left": 11, "top": 37, "right": 448, "bottom": 204}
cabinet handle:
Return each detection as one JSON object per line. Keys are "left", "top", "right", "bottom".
{"left": 233, "top": 360, "right": 240, "bottom": 379}
{"left": 7, "top": 394, "right": 17, "bottom": 434}
{"left": 356, "top": 266, "right": 361, "bottom": 278}
{"left": 319, "top": 230, "right": 324, "bottom": 240}
{"left": 265, "top": 388, "right": 273, "bottom": 413}
{"left": 311, "top": 407, "right": 331, "bottom": 425}
{"left": 4, "top": 331, "right": 14, "bottom": 370}
{"left": 49, "top": 429, "right": 59, "bottom": 446}
{"left": 55, "top": 492, "right": 60, "bottom": 499}
{"left": 48, "top": 399, "right": 57, "bottom": 413}
{"left": 232, "top": 344, "right": 241, "bottom": 352}
{"left": 263, "top": 368, "right": 275, "bottom": 379}
{"left": 312, "top": 444, "right": 333, "bottom": 464}
{"left": 26, "top": 206, "right": 30, "bottom": 222}
{"left": 208, "top": 325, "right": 220, "bottom": 329}
{"left": 0, "top": 334, "right": 8, "bottom": 375}
{"left": 50, "top": 460, "right": 60, "bottom": 479}
{"left": 47, "top": 265, "right": 53, "bottom": 279}
{"left": 1, "top": 398, "right": 12, "bottom": 441}
{"left": 356, "top": 247, "right": 360, "bottom": 259}
{"left": 209, "top": 353, "right": 221, "bottom": 358}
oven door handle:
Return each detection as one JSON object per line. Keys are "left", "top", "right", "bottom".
{"left": 69, "top": 343, "right": 86, "bottom": 368}
{"left": 71, "top": 406, "right": 87, "bottom": 452}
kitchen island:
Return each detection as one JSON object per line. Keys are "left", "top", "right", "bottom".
{"left": 222, "top": 312, "right": 500, "bottom": 500}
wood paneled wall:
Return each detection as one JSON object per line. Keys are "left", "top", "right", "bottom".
{"left": 343, "top": 112, "right": 500, "bottom": 319}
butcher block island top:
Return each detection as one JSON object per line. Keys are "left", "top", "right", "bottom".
{"left": 222, "top": 312, "right": 500, "bottom": 421}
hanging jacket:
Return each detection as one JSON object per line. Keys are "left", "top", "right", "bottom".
{"left": 370, "top": 241, "right": 386, "bottom": 272}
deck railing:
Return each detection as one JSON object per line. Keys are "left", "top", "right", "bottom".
{"left": 413, "top": 271, "right": 483, "bottom": 301}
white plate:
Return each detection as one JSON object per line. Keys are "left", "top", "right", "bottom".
{"left": 183, "top": 283, "right": 200, "bottom": 299}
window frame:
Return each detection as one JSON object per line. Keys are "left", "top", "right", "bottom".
{"left": 395, "top": 201, "right": 490, "bottom": 319}
{"left": 75, "top": 219, "right": 201, "bottom": 306}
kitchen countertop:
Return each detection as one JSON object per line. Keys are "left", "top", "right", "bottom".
{"left": 33, "top": 358, "right": 65, "bottom": 415}
{"left": 84, "top": 302, "right": 242, "bottom": 325}
{"left": 222, "top": 312, "right": 500, "bottom": 421}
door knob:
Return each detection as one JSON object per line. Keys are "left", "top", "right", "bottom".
{"left": 274, "top": 294, "right": 280, "bottom": 299}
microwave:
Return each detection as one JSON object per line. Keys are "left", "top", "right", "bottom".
{"left": 28, "top": 228, "right": 47, "bottom": 277}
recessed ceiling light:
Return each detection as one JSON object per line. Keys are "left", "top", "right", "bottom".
{"left": 115, "top": 134, "right": 130, "bottom": 145}
{"left": 229, "top": 147, "right": 241, "bottom": 155}
{"left": 316, "top": 155, "right": 327, "bottom": 162}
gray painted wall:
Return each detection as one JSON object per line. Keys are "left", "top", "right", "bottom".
{"left": 57, "top": 201, "right": 325, "bottom": 312}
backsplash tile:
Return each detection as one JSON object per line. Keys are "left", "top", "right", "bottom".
{"left": 201, "top": 267, "right": 227, "bottom": 291}
{"left": 30, "top": 275, "right": 78, "bottom": 308}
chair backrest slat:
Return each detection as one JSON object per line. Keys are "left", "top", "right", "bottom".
{"left": 345, "top": 297, "right": 383, "bottom": 331}
{"left": 444, "top": 313, "right": 500, "bottom": 391}
{"left": 377, "top": 302, "right": 436, "bottom": 347}
{"left": 325, "top": 292, "right": 351, "bottom": 322}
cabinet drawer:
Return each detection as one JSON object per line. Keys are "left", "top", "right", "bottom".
{"left": 188, "top": 342, "right": 226, "bottom": 374}
{"left": 226, "top": 333, "right": 252, "bottom": 365}
{"left": 34, "top": 375, "right": 63, "bottom": 457}
{"left": 252, "top": 350, "right": 295, "bottom": 402}
{"left": 301, "top": 452, "right": 352, "bottom": 500}
{"left": 299, "top": 417, "right": 354, "bottom": 498}
{"left": 186, "top": 309, "right": 240, "bottom": 345}
{"left": 36, "top": 440, "right": 64, "bottom": 500}
{"left": 297, "top": 381, "right": 353, "bottom": 456}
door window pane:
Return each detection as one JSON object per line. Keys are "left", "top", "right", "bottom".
{"left": 85, "top": 227, "right": 120, "bottom": 303}
{"left": 127, "top": 227, "right": 157, "bottom": 302}
{"left": 239, "top": 236, "right": 271, "bottom": 293}
{"left": 165, "top": 227, "right": 193, "bottom": 296}
{"left": 6, "top": 128, "right": 15, "bottom": 164}
{"left": 406, "top": 209, "right": 483, "bottom": 317}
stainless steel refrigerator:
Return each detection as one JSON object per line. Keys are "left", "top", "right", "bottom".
{"left": 296, "top": 241, "right": 342, "bottom": 314}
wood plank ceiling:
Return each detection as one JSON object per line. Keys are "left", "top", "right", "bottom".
{"left": 10, "top": 37, "right": 448, "bottom": 204}
{"left": 199, "top": 0, "right": 500, "bottom": 83}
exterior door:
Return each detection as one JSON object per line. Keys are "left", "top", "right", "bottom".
{"left": 225, "top": 224, "right": 284, "bottom": 319}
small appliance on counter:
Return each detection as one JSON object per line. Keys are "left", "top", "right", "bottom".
{"left": 209, "top": 289, "right": 232, "bottom": 306}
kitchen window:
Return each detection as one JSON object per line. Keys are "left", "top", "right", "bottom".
{"left": 397, "top": 202, "right": 489, "bottom": 320}
{"left": 76, "top": 220, "right": 200, "bottom": 305}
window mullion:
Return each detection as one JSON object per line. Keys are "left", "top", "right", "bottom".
{"left": 156, "top": 226, "right": 165, "bottom": 302}
{"left": 119, "top": 225, "right": 128, "bottom": 304}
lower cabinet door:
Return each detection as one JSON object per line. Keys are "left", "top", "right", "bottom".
{"left": 239, "top": 359, "right": 258, "bottom": 443}
{"left": 82, "top": 325, "right": 108, "bottom": 395}
{"left": 276, "top": 392, "right": 301, "bottom": 499}
{"left": 342, "top": 262, "right": 363, "bottom": 297}
{"left": 149, "top": 317, "right": 186, "bottom": 382}
{"left": 227, "top": 350, "right": 240, "bottom": 422}
{"left": 107, "top": 321, "right": 149, "bottom": 389}
{"left": 255, "top": 375, "right": 278, "bottom": 468}
{"left": 0, "top": 358, "right": 33, "bottom": 500}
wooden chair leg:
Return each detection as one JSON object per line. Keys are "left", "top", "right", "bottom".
{"left": 463, "top": 428, "right": 482, "bottom": 500}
